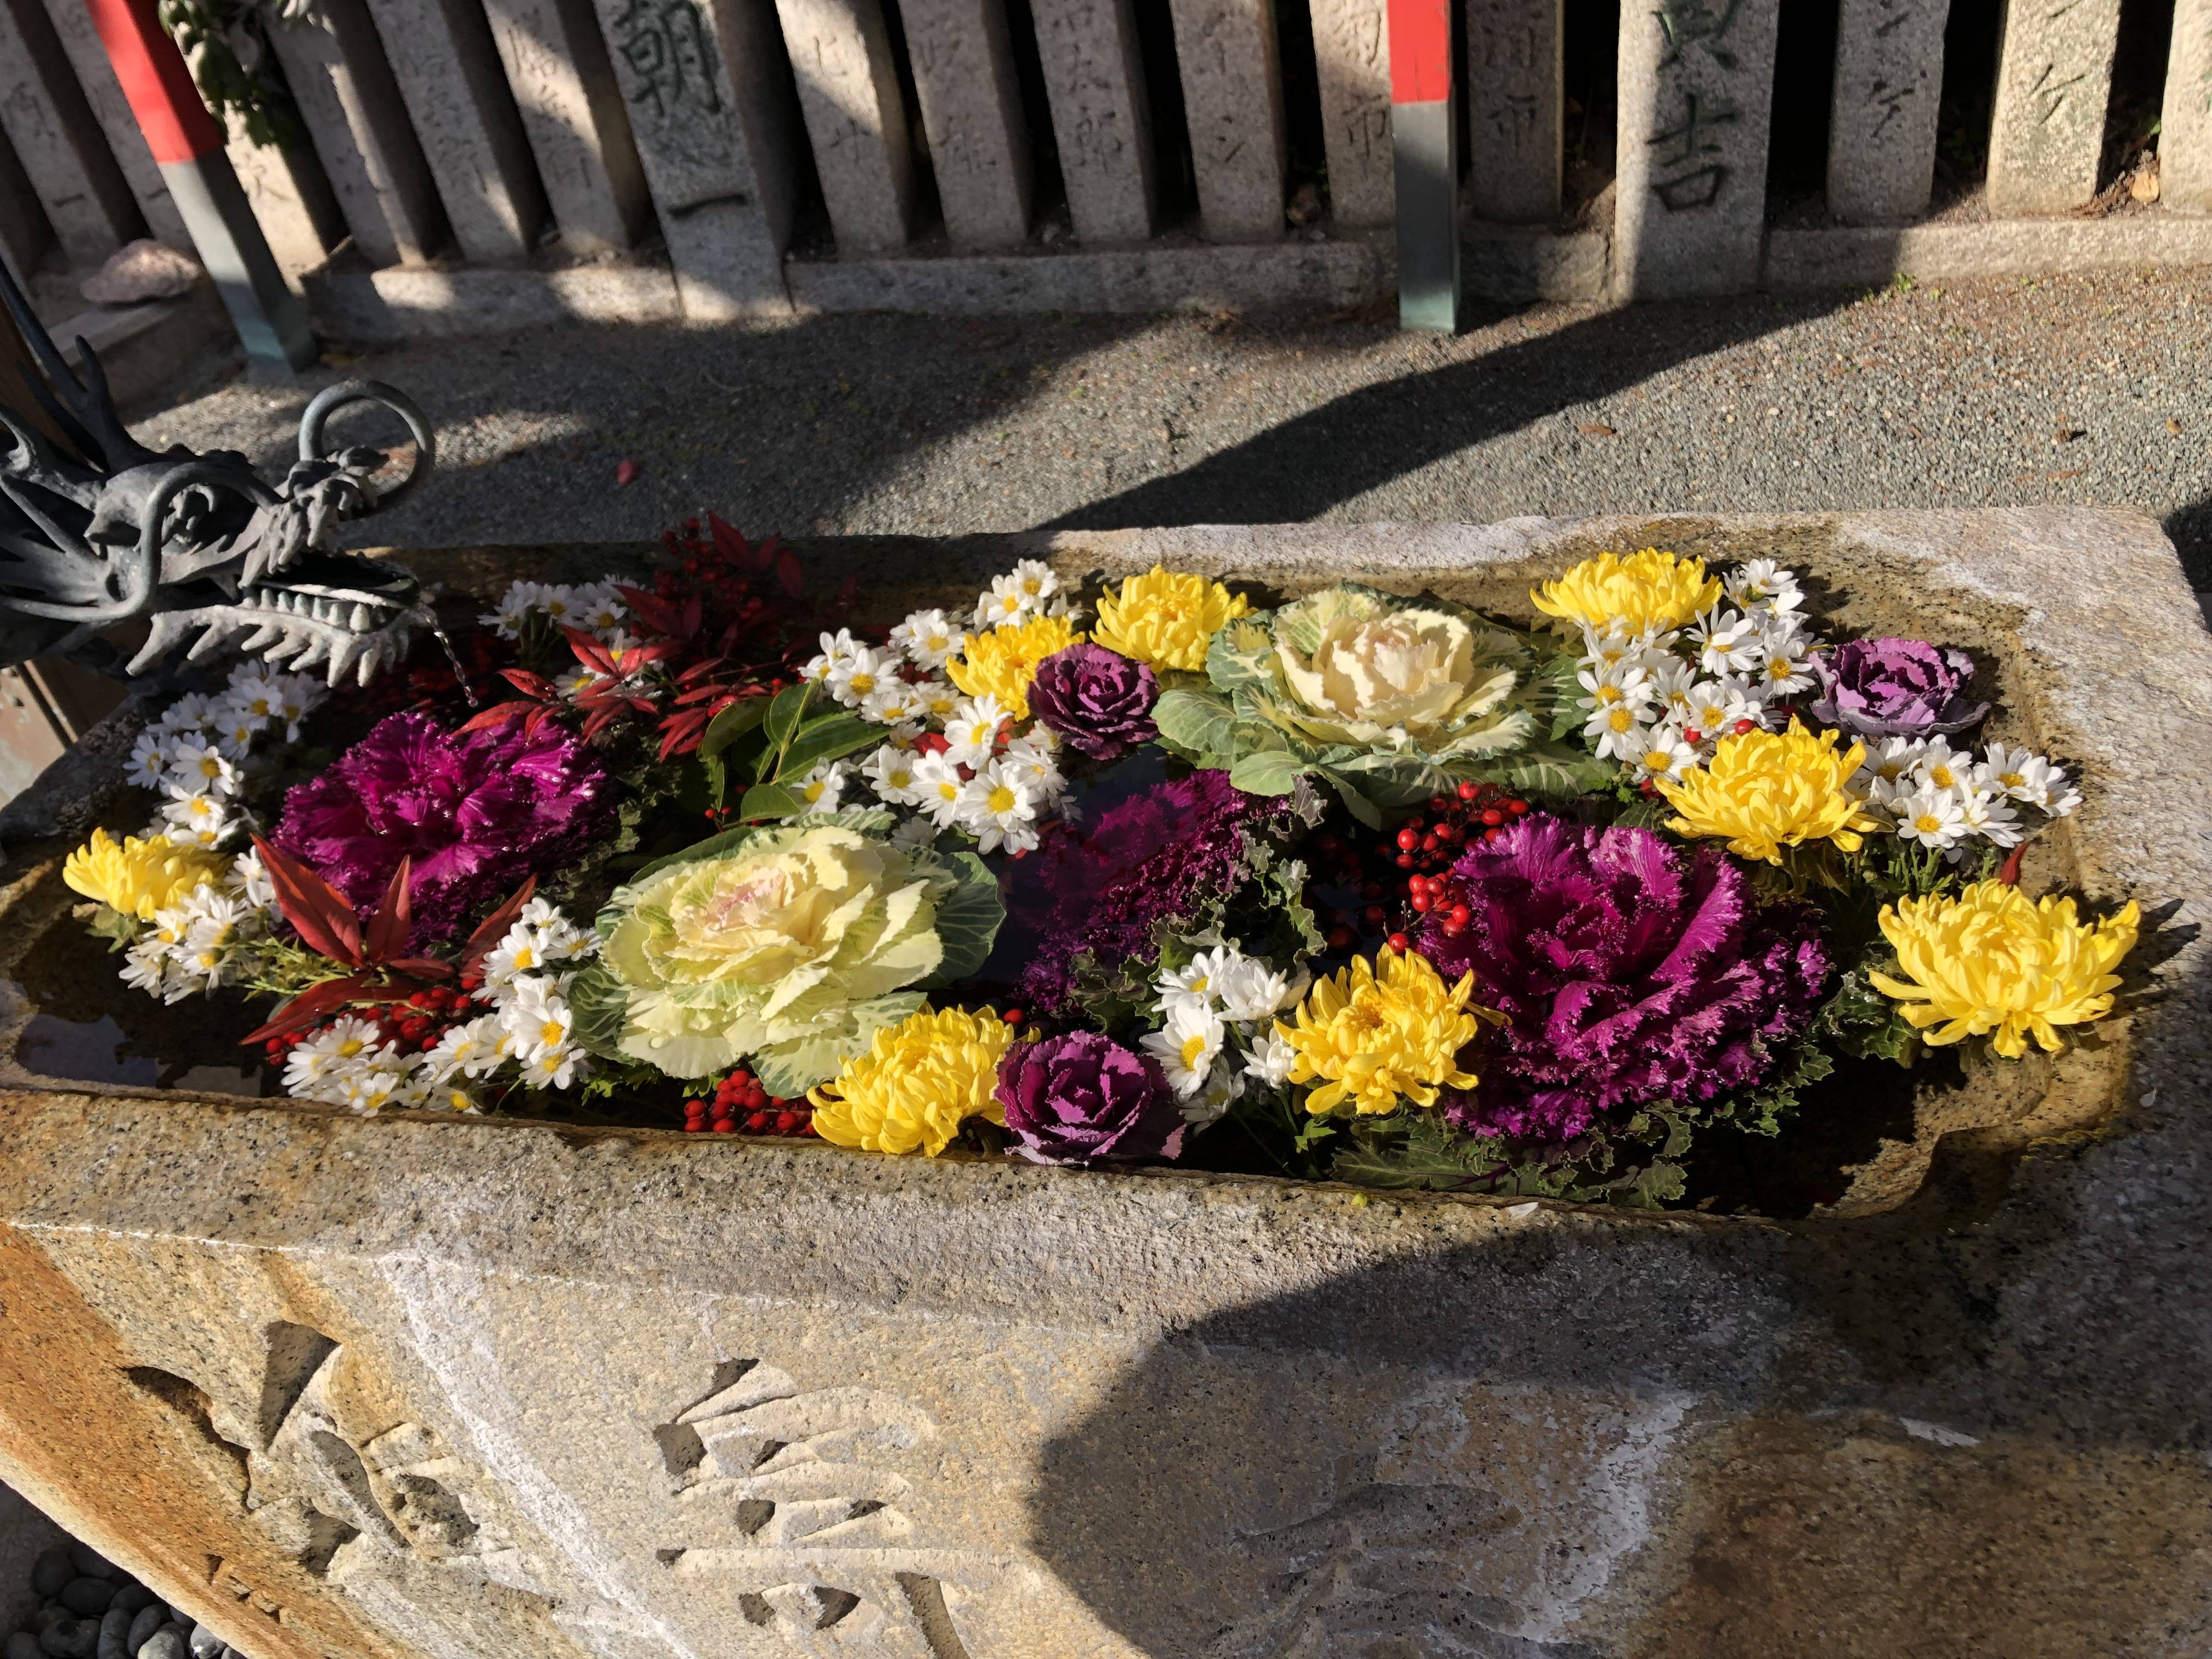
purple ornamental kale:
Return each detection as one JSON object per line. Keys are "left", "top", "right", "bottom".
{"left": 273, "top": 712, "right": 613, "bottom": 946}
{"left": 995, "top": 1031, "right": 1185, "bottom": 1164}
{"left": 1809, "top": 637, "right": 1989, "bottom": 738}
{"left": 1028, "top": 643, "right": 1160, "bottom": 759}
{"left": 1420, "top": 815, "right": 1829, "bottom": 1143}
{"left": 1009, "top": 769, "right": 1281, "bottom": 1017}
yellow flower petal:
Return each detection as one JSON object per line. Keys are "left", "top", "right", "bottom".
{"left": 945, "top": 613, "right": 1083, "bottom": 720}
{"left": 1278, "top": 949, "right": 1489, "bottom": 1117}
{"left": 1655, "top": 719, "right": 1877, "bottom": 864}
{"left": 1530, "top": 548, "right": 1722, "bottom": 636}
{"left": 62, "top": 828, "right": 225, "bottom": 921}
{"left": 1090, "top": 566, "right": 1249, "bottom": 672}
{"left": 808, "top": 1005, "right": 1014, "bottom": 1155}
{"left": 1870, "top": 882, "right": 2138, "bottom": 1058}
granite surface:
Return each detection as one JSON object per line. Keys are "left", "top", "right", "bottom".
{"left": 0, "top": 513, "right": 2204, "bottom": 1659}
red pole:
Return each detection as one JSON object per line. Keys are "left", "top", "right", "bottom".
{"left": 78, "top": 0, "right": 314, "bottom": 368}
{"left": 1386, "top": 0, "right": 1459, "bottom": 331}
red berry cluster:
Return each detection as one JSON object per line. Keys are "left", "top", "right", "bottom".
{"left": 262, "top": 983, "right": 483, "bottom": 1068}
{"left": 1306, "top": 782, "right": 1532, "bottom": 957}
{"left": 683, "top": 1068, "right": 816, "bottom": 1137}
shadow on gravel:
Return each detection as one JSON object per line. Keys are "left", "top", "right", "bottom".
{"left": 1045, "top": 291, "right": 1866, "bottom": 532}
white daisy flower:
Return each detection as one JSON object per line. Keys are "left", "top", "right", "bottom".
{"left": 1575, "top": 658, "right": 1655, "bottom": 714}
{"left": 803, "top": 628, "right": 862, "bottom": 686}
{"left": 912, "top": 752, "right": 968, "bottom": 828}
{"left": 1583, "top": 699, "right": 1652, "bottom": 763}
{"left": 1140, "top": 1003, "right": 1227, "bottom": 1100}
{"left": 157, "top": 692, "right": 215, "bottom": 733}
{"left": 482, "top": 926, "right": 554, "bottom": 994}
{"left": 535, "top": 585, "right": 582, "bottom": 627}
{"left": 273, "top": 676, "right": 324, "bottom": 741}
{"left": 340, "top": 1062, "right": 424, "bottom": 1115}
{"left": 208, "top": 702, "right": 268, "bottom": 761}
{"left": 1754, "top": 633, "right": 1816, "bottom": 698}
{"left": 863, "top": 743, "right": 928, "bottom": 807}
{"left": 160, "top": 790, "right": 230, "bottom": 839}
{"left": 1159, "top": 947, "right": 1289, "bottom": 1025}
{"left": 890, "top": 608, "right": 961, "bottom": 670}
{"left": 1855, "top": 735, "right": 1929, "bottom": 795}
{"left": 1688, "top": 608, "right": 1764, "bottom": 676}
{"left": 1645, "top": 658, "right": 1701, "bottom": 724}
{"left": 165, "top": 737, "right": 238, "bottom": 798}
{"left": 1683, "top": 678, "right": 1767, "bottom": 744}
{"left": 1911, "top": 738, "right": 1972, "bottom": 795}
{"left": 1975, "top": 742, "right": 2081, "bottom": 816}
{"left": 285, "top": 1016, "right": 387, "bottom": 1092}
{"left": 1631, "top": 727, "right": 1700, "bottom": 784}
{"left": 226, "top": 850, "right": 276, "bottom": 911}
{"left": 520, "top": 1046, "right": 586, "bottom": 1090}
{"left": 503, "top": 979, "right": 575, "bottom": 1060}
{"left": 793, "top": 759, "right": 850, "bottom": 813}
{"left": 970, "top": 560, "right": 1069, "bottom": 630}
{"left": 861, "top": 681, "right": 929, "bottom": 727}
{"left": 943, "top": 696, "right": 1011, "bottom": 768}
{"left": 575, "top": 581, "right": 629, "bottom": 635}
{"left": 1957, "top": 787, "right": 2025, "bottom": 849}
{"left": 1892, "top": 785, "right": 1967, "bottom": 849}
{"left": 955, "top": 759, "right": 1038, "bottom": 854}
{"left": 227, "top": 659, "right": 285, "bottom": 697}
{"left": 482, "top": 581, "right": 545, "bottom": 640}
{"left": 915, "top": 679, "right": 962, "bottom": 725}
{"left": 425, "top": 1081, "right": 483, "bottom": 1114}
{"left": 826, "top": 644, "right": 898, "bottom": 709}
{"left": 1726, "top": 558, "right": 1804, "bottom": 613}
{"left": 1243, "top": 1026, "right": 1298, "bottom": 1088}
{"left": 1000, "top": 727, "right": 1066, "bottom": 802}
{"left": 120, "top": 939, "right": 169, "bottom": 997}
{"left": 1577, "top": 624, "right": 1646, "bottom": 675}
{"left": 127, "top": 729, "right": 173, "bottom": 789}
{"left": 425, "top": 1017, "right": 501, "bottom": 1082}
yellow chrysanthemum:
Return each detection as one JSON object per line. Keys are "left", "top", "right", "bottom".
{"left": 1090, "top": 565, "right": 1251, "bottom": 672}
{"left": 61, "top": 828, "right": 224, "bottom": 921}
{"left": 945, "top": 613, "right": 1083, "bottom": 720}
{"left": 1870, "top": 882, "right": 2139, "bottom": 1059}
{"left": 1656, "top": 720, "right": 1878, "bottom": 864}
{"left": 1530, "top": 548, "right": 1723, "bottom": 636}
{"left": 1276, "top": 949, "right": 1485, "bottom": 1117}
{"left": 808, "top": 1005, "right": 1014, "bottom": 1156}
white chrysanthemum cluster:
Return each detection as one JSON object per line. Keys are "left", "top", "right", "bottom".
{"left": 795, "top": 561, "right": 1080, "bottom": 854}
{"left": 125, "top": 662, "right": 328, "bottom": 852}
{"left": 119, "top": 850, "right": 281, "bottom": 1003}
{"left": 479, "top": 579, "right": 633, "bottom": 646}
{"left": 1139, "top": 945, "right": 1307, "bottom": 1124}
{"left": 1854, "top": 736, "right": 2080, "bottom": 856}
{"left": 281, "top": 899, "right": 599, "bottom": 1113}
{"left": 1575, "top": 558, "right": 1815, "bottom": 785}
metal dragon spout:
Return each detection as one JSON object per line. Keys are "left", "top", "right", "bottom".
{"left": 0, "top": 257, "right": 434, "bottom": 687}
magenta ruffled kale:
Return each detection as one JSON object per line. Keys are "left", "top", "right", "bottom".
{"left": 1008, "top": 769, "right": 1279, "bottom": 1016}
{"left": 1809, "top": 637, "right": 1988, "bottom": 738}
{"left": 1027, "top": 642, "right": 1160, "bottom": 759}
{"left": 995, "top": 1031, "right": 1184, "bottom": 1163}
{"left": 1420, "top": 815, "right": 1830, "bottom": 1143}
{"left": 272, "top": 712, "right": 613, "bottom": 946}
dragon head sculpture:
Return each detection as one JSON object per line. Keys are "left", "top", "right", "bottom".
{"left": 1, "top": 257, "right": 435, "bottom": 687}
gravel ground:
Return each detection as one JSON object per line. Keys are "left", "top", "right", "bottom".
{"left": 130, "top": 267, "right": 2212, "bottom": 589}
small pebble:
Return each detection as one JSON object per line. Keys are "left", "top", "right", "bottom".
{"left": 106, "top": 1590, "right": 151, "bottom": 1620}
{"left": 8, "top": 1633, "right": 42, "bottom": 1659}
{"left": 133, "top": 1632, "right": 186, "bottom": 1659}
{"left": 66, "top": 1546, "right": 117, "bottom": 1583}
{"left": 184, "top": 1632, "right": 221, "bottom": 1659}
{"left": 37, "top": 1617, "right": 97, "bottom": 1659}
{"left": 122, "top": 1610, "right": 161, "bottom": 1656}
{"left": 94, "top": 1609, "right": 130, "bottom": 1659}
{"left": 59, "top": 1583, "right": 114, "bottom": 1618}
{"left": 30, "top": 1555, "right": 72, "bottom": 1599}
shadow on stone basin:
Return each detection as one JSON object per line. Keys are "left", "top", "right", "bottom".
{"left": 1025, "top": 944, "right": 2212, "bottom": 1659}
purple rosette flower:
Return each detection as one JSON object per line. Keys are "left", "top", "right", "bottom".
{"left": 273, "top": 712, "right": 613, "bottom": 946}
{"left": 1421, "top": 815, "right": 1830, "bottom": 1143}
{"left": 1809, "top": 637, "right": 1988, "bottom": 738}
{"left": 1028, "top": 642, "right": 1160, "bottom": 759}
{"left": 995, "top": 1031, "right": 1186, "bottom": 1164}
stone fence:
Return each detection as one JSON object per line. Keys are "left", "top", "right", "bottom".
{"left": 2, "top": 0, "right": 2211, "bottom": 335}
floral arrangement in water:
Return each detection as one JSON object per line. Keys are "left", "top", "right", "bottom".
{"left": 59, "top": 522, "right": 2145, "bottom": 1211}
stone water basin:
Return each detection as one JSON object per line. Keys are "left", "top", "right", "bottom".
{"left": 0, "top": 513, "right": 2203, "bottom": 1659}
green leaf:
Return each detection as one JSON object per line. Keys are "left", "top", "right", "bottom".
{"left": 566, "top": 962, "right": 633, "bottom": 1063}
{"left": 1314, "top": 766, "right": 1386, "bottom": 828}
{"left": 762, "top": 681, "right": 813, "bottom": 764}
{"left": 738, "top": 782, "right": 804, "bottom": 822}
{"left": 699, "top": 695, "right": 770, "bottom": 759}
{"left": 1150, "top": 687, "right": 1238, "bottom": 765}
{"left": 1487, "top": 741, "right": 1621, "bottom": 802}
{"left": 1204, "top": 616, "right": 1282, "bottom": 698}
{"left": 1541, "top": 651, "right": 1588, "bottom": 741}
{"left": 919, "top": 850, "right": 1006, "bottom": 986}
{"left": 1229, "top": 749, "right": 1309, "bottom": 795}
{"left": 775, "top": 710, "right": 885, "bottom": 781}
{"left": 751, "top": 992, "right": 927, "bottom": 1097}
